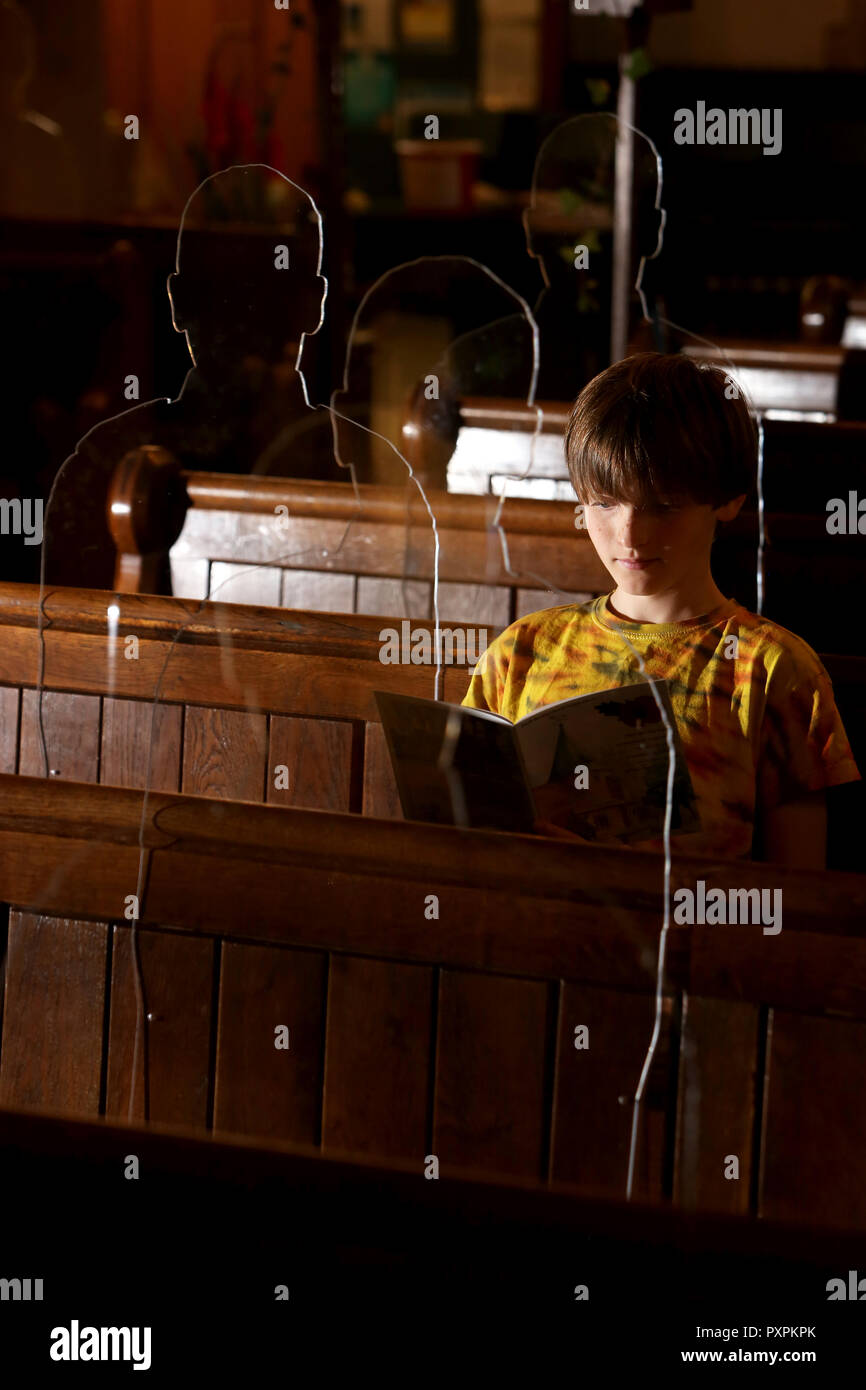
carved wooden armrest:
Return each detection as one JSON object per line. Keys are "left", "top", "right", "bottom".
{"left": 107, "top": 446, "right": 190, "bottom": 594}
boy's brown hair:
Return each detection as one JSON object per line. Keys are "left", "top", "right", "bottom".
{"left": 565, "top": 352, "right": 758, "bottom": 508}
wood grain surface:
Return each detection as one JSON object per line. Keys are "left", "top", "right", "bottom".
{"left": 0, "top": 772, "right": 864, "bottom": 1224}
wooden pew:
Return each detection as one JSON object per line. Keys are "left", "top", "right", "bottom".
{"left": 0, "top": 581, "right": 862, "bottom": 866}
{"left": 107, "top": 408, "right": 866, "bottom": 655}
{"left": 0, "top": 582, "right": 477, "bottom": 821}
{"left": 108, "top": 453, "right": 609, "bottom": 622}
{"left": 440, "top": 396, "right": 866, "bottom": 497}
{"left": 1, "top": 771, "right": 866, "bottom": 1239}
{"left": 749, "top": 417, "right": 866, "bottom": 647}
{"left": 111, "top": 454, "right": 755, "bottom": 620}
{"left": 3, "top": 1103, "right": 864, "bottom": 1351}
{"left": 444, "top": 400, "right": 866, "bottom": 652}
{"left": 680, "top": 341, "right": 844, "bottom": 416}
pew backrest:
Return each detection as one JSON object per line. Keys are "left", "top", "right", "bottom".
{"left": 1, "top": 771, "right": 866, "bottom": 1234}
{"left": 1, "top": 582, "right": 862, "bottom": 862}
{"left": 107, "top": 458, "right": 609, "bottom": 623}
{"left": 170, "top": 474, "right": 608, "bottom": 621}
{"left": 0, "top": 583, "right": 482, "bottom": 820}
{"left": 442, "top": 395, "right": 866, "bottom": 498}
{"left": 108, "top": 405, "right": 866, "bottom": 655}
{"left": 681, "top": 341, "right": 844, "bottom": 415}
{"left": 439, "top": 398, "right": 866, "bottom": 651}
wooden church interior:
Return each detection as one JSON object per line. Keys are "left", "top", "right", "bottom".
{"left": 2, "top": 0, "right": 866, "bottom": 1358}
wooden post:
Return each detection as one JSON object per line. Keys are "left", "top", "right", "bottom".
{"left": 611, "top": 56, "right": 636, "bottom": 364}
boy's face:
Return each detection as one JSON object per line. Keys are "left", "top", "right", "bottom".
{"left": 583, "top": 492, "right": 745, "bottom": 602}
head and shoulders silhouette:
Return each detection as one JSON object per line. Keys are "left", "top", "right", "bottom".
{"left": 45, "top": 165, "right": 337, "bottom": 587}
{"left": 522, "top": 111, "right": 666, "bottom": 399}
{"left": 329, "top": 255, "right": 540, "bottom": 492}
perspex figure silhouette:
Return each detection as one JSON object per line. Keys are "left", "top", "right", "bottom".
{"left": 42, "top": 164, "right": 339, "bottom": 591}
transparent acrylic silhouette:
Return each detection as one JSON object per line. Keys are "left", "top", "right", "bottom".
{"left": 477, "top": 113, "right": 764, "bottom": 613}
{"left": 517, "top": 114, "right": 760, "bottom": 1197}
{"left": 162, "top": 249, "right": 555, "bottom": 654}
{"left": 35, "top": 175, "right": 564, "bottom": 1124}
{"left": 35, "top": 165, "right": 340, "bottom": 1123}
{"left": 522, "top": 110, "right": 665, "bottom": 399}
{"left": 505, "top": 112, "right": 765, "bottom": 1196}
{"left": 40, "top": 165, "right": 338, "bottom": 595}
{"left": 331, "top": 255, "right": 541, "bottom": 491}
{"left": 34, "top": 116, "right": 765, "bottom": 1204}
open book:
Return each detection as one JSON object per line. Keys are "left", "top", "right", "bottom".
{"left": 374, "top": 681, "right": 700, "bottom": 842}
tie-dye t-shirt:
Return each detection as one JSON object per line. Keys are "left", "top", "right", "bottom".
{"left": 461, "top": 594, "right": 860, "bottom": 859}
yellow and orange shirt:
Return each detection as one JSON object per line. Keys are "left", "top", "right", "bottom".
{"left": 461, "top": 594, "right": 860, "bottom": 859}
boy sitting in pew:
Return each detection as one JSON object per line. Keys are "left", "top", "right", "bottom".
{"left": 462, "top": 353, "right": 860, "bottom": 867}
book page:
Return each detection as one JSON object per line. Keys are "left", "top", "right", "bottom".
{"left": 375, "top": 692, "right": 535, "bottom": 831}
{"left": 514, "top": 680, "right": 699, "bottom": 842}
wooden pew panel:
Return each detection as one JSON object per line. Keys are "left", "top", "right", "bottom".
{"left": 210, "top": 560, "right": 282, "bottom": 608}
{"left": 169, "top": 556, "right": 209, "bottom": 600}
{"left": 19, "top": 690, "right": 101, "bottom": 781}
{"left": 105, "top": 926, "right": 214, "bottom": 1127}
{"left": 322, "top": 955, "right": 434, "bottom": 1161}
{"left": 433, "top": 970, "right": 552, "bottom": 1181}
{"left": 0, "top": 684, "right": 19, "bottom": 772}
{"left": 673, "top": 994, "right": 761, "bottom": 1215}
{"left": 181, "top": 705, "right": 268, "bottom": 802}
{"left": 356, "top": 576, "right": 431, "bottom": 618}
{"left": 362, "top": 722, "right": 402, "bottom": 819}
{"left": 549, "top": 982, "right": 663, "bottom": 1201}
{"left": 267, "top": 716, "right": 356, "bottom": 813}
{"left": 760, "top": 1010, "right": 866, "bottom": 1231}
{"left": 439, "top": 581, "right": 511, "bottom": 629}
{"left": 214, "top": 940, "right": 327, "bottom": 1144}
{"left": 101, "top": 697, "right": 181, "bottom": 792}
{"left": 281, "top": 569, "right": 356, "bottom": 613}
{"left": 0, "top": 912, "right": 107, "bottom": 1114}
{"left": 1, "top": 774, "right": 866, "bottom": 1227}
